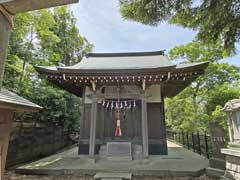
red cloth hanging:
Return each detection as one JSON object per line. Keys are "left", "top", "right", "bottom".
{"left": 115, "top": 127, "right": 122, "bottom": 137}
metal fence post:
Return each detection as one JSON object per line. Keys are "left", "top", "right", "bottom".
{"left": 182, "top": 131, "right": 185, "bottom": 146}
{"left": 192, "top": 132, "right": 195, "bottom": 152}
{"left": 186, "top": 132, "right": 189, "bottom": 149}
{"left": 204, "top": 132, "right": 209, "bottom": 159}
{"left": 197, "top": 131, "right": 201, "bottom": 155}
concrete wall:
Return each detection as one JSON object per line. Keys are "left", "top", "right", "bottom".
{"left": 6, "top": 122, "right": 70, "bottom": 167}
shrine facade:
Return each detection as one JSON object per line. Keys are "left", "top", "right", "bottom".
{"left": 35, "top": 51, "right": 208, "bottom": 159}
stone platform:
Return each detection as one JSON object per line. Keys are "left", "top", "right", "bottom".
{"left": 15, "top": 141, "right": 209, "bottom": 177}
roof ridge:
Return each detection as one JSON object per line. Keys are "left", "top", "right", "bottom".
{"left": 86, "top": 50, "right": 165, "bottom": 58}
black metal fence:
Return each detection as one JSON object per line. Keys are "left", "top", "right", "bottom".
{"left": 166, "top": 129, "right": 212, "bottom": 159}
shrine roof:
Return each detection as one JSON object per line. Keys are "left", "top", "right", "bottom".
{"left": 222, "top": 99, "right": 240, "bottom": 112}
{"left": 35, "top": 51, "right": 208, "bottom": 74}
{"left": 34, "top": 51, "right": 209, "bottom": 98}
{"left": 0, "top": 88, "right": 42, "bottom": 112}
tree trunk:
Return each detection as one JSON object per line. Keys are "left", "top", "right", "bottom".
{"left": 0, "top": 12, "right": 12, "bottom": 91}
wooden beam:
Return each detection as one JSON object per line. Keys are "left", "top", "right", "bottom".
{"left": 141, "top": 92, "right": 149, "bottom": 158}
{"left": 97, "top": 93, "right": 141, "bottom": 100}
{"left": 0, "top": 12, "right": 11, "bottom": 90}
{"left": 89, "top": 91, "right": 97, "bottom": 160}
{"left": 0, "top": 109, "right": 13, "bottom": 180}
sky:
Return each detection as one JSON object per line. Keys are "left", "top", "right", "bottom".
{"left": 71, "top": 0, "right": 240, "bottom": 66}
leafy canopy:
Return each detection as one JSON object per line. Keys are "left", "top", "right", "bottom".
{"left": 4, "top": 7, "right": 93, "bottom": 133}
{"left": 165, "top": 41, "right": 240, "bottom": 132}
{"left": 120, "top": 0, "right": 240, "bottom": 55}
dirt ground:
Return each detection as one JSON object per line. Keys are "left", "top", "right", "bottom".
{"left": 4, "top": 171, "right": 217, "bottom": 180}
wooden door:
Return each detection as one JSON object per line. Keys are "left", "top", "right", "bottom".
{"left": 103, "top": 100, "right": 142, "bottom": 140}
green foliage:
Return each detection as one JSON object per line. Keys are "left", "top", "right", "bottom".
{"left": 4, "top": 7, "right": 93, "bottom": 133}
{"left": 120, "top": 0, "right": 240, "bottom": 55}
{"left": 211, "top": 106, "right": 227, "bottom": 130}
{"left": 165, "top": 41, "right": 240, "bottom": 132}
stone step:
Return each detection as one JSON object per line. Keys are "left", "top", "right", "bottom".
{"left": 106, "top": 156, "right": 132, "bottom": 161}
{"left": 94, "top": 172, "right": 132, "bottom": 180}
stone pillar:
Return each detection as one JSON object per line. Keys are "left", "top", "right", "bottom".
{"left": 141, "top": 92, "right": 149, "bottom": 158}
{"left": 227, "top": 112, "right": 234, "bottom": 143}
{"left": 0, "top": 9, "right": 12, "bottom": 90}
{"left": 89, "top": 91, "right": 97, "bottom": 159}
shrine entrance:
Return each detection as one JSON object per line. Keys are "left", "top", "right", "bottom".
{"left": 103, "top": 99, "right": 142, "bottom": 140}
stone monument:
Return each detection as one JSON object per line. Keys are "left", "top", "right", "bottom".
{"left": 206, "top": 121, "right": 226, "bottom": 178}
{"left": 106, "top": 141, "right": 132, "bottom": 161}
{"left": 209, "top": 121, "right": 226, "bottom": 170}
{"left": 221, "top": 99, "right": 240, "bottom": 180}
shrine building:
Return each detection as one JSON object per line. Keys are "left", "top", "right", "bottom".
{"left": 35, "top": 51, "right": 208, "bottom": 159}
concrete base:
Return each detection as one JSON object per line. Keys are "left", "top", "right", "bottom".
{"left": 220, "top": 176, "right": 233, "bottom": 180}
{"left": 209, "top": 158, "right": 225, "bottom": 170}
{"left": 15, "top": 141, "right": 209, "bottom": 177}
{"left": 206, "top": 167, "right": 225, "bottom": 178}
{"left": 221, "top": 148, "right": 240, "bottom": 180}
{"left": 88, "top": 158, "right": 96, "bottom": 164}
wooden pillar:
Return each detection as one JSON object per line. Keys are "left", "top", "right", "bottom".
{"left": 89, "top": 82, "right": 97, "bottom": 159}
{"left": 0, "top": 141, "right": 2, "bottom": 180}
{"left": 79, "top": 88, "right": 85, "bottom": 140}
{"left": 141, "top": 80, "right": 149, "bottom": 158}
{"left": 0, "top": 109, "right": 13, "bottom": 180}
{"left": 0, "top": 9, "right": 12, "bottom": 90}
{"left": 78, "top": 88, "right": 85, "bottom": 155}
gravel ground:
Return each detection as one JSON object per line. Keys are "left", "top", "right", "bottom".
{"left": 4, "top": 171, "right": 217, "bottom": 180}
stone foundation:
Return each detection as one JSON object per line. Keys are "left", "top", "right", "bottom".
{"left": 221, "top": 148, "right": 240, "bottom": 180}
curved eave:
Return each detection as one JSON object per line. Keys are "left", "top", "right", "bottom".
{"left": 176, "top": 62, "right": 209, "bottom": 72}
{"left": 35, "top": 62, "right": 209, "bottom": 75}
{"left": 35, "top": 66, "right": 60, "bottom": 74}
{"left": 162, "top": 76, "right": 199, "bottom": 98}
{"left": 35, "top": 61, "right": 209, "bottom": 98}
{"left": 48, "top": 79, "right": 83, "bottom": 97}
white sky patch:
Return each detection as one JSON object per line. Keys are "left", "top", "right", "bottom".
{"left": 70, "top": 0, "right": 240, "bottom": 66}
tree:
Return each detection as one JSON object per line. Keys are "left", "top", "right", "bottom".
{"left": 4, "top": 7, "right": 93, "bottom": 133}
{"left": 120, "top": 0, "right": 240, "bottom": 56}
{"left": 165, "top": 41, "right": 240, "bottom": 132}
{"left": 50, "top": 7, "right": 93, "bottom": 66}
